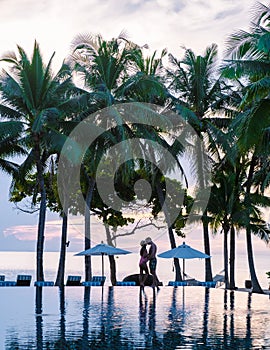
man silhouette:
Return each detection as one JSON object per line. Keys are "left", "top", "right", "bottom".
{"left": 145, "top": 237, "right": 160, "bottom": 290}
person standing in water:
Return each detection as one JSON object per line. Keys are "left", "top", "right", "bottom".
{"left": 139, "top": 240, "right": 149, "bottom": 287}
{"left": 145, "top": 237, "right": 160, "bottom": 290}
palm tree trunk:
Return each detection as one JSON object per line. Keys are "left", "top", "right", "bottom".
{"left": 246, "top": 227, "right": 263, "bottom": 293}
{"left": 156, "top": 182, "right": 182, "bottom": 281}
{"left": 223, "top": 223, "right": 229, "bottom": 289}
{"left": 84, "top": 176, "right": 95, "bottom": 281}
{"left": 202, "top": 211, "right": 213, "bottom": 281}
{"left": 104, "top": 224, "right": 117, "bottom": 286}
{"left": 55, "top": 212, "right": 68, "bottom": 287}
{"left": 245, "top": 154, "right": 263, "bottom": 294}
{"left": 229, "top": 225, "right": 236, "bottom": 290}
{"left": 36, "top": 149, "right": 46, "bottom": 282}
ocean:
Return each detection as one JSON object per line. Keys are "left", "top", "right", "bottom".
{"left": 0, "top": 250, "right": 269, "bottom": 289}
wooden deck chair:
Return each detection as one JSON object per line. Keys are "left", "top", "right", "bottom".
{"left": 16, "top": 275, "right": 32, "bottom": 286}
{"left": 82, "top": 276, "right": 106, "bottom": 287}
{"left": 91, "top": 276, "right": 106, "bottom": 285}
{"left": 66, "top": 275, "right": 81, "bottom": 286}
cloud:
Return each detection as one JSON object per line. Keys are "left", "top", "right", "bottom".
{"left": 0, "top": 0, "right": 262, "bottom": 70}
{"left": 3, "top": 219, "right": 83, "bottom": 242}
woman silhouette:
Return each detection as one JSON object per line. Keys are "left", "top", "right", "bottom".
{"left": 139, "top": 240, "right": 149, "bottom": 287}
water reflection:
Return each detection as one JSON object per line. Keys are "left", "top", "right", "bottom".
{"left": 82, "top": 286, "right": 91, "bottom": 347}
{"left": 54, "top": 287, "right": 67, "bottom": 348}
{"left": 223, "top": 289, "right": 228, "bottom": 347}
{"left": 35, "top": 286, "right": 43, "bottom": 350}
{"left": 202, "top": 287, "right": 209, "bottom": 345}
{"left": 139, "top": 287, "right": 148, "bottom": 334}
{"left": 3, "top": 286, "right": 270, "bottom": 349}
{"left": 246, "top": 292, "right": 252, "bottom": 347}
{"left": 163, "top": 287, "right": 185, "bottom": 349}
{"left": 230, "top": 291, "right": 235, "bottom": 341}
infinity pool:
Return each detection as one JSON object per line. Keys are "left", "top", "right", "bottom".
{"left": 1, "top": 286, "right": 270, "bottom": 349}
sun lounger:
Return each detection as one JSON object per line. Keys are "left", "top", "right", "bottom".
{"left": 16, "top": 275, "right": 32, "bottom": 286}
{"left": 82, "top": 281, "right": 103, "bottom": 286}
{"left": 116, "top": 281, "right": 136, "bottom": 286}
{"left": 197, "top": 281, "right": 217, "bottom": 288}
{"left": 82, "top": 276, "right": 106, "bottom": 286}
{"left": 34, "top": 281, "right": 54, "bottom": 287}
{"left": 91, "top": 276, "right": 106, "bottom": 285}
{"left": 168, "top": 281, "right": 188, "bottom": 286}
{"left": 66, "top": 275, "right": 81, "bottom": 286}
{"left": 0, "top": 281, "right": 16, "bottom": 286}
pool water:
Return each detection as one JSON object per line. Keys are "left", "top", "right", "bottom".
{"left": 1, "top": 286, "right": 270, "bottom": 349}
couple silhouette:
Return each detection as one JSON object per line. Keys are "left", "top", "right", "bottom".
{"left": 139, "top": 237, "right": 160, "bottom": 289}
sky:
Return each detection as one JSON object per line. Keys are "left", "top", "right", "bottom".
{"left": 0, "top": 0, "right": 270, "bottom": 258}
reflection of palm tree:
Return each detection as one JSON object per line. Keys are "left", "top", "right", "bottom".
{"left": 106, "top": 286, "right": 114, "bottom": 329}
{"left": 163, "top": 287, "right": 185, "bottom": 349}
{"left": 223, "top": 289, "right": 228, "bottom": 347}
{"left": 94, "top": 286, "right": 118, "bottom": 348}
{"left": 35, "top": 287, "right": 43, "bottom": 350}
{"left": 82, "top": 287, "right": 91, "bottom": 347}
{"left": 147, "top": 289, "right": 162, "bottom": 349}
{"left": 229, "top": 291, "right": 235, "bottom": 342}
{"left": 202, "top": 288, "right": 210, "bottom": 344}
{"left": 59, "top": 287, "right": 67, "bottom": 348}
{"left": 52, "top": 287, "right": 68, "bottom": 348}
{"left": 246, "top": 292, "right": 252, "bottom": 346}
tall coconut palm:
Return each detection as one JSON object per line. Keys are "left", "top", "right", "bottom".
{"left": 168, "top": 44, "right": 232, "bottom": 281}
{"left": 0, "top": 41, "right": 76, "bottom": 281}
{"left": 118, "top": 47, "right": 186, "bottom": 280}
{"left": 70, "top": 32, "right": 140, "bottom": 106}
{"left": 70, "top": 33, "right": 140, "bottom": 280}
{"left": 209, "top": 150, "right": 245, "bottom": 290}
{"left": 223, "top": 2, "right": 270, "bottom": 293}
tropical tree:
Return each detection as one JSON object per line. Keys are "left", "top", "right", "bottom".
{"left": 167, "top": 44, "right": 232, "bottom": 281}
{"left": 69, "top": 33, "right": 138, "bottom": 279}
{"left": 223, "top": 2, "right": 270, "bottom": 293}
{"left": 119, "top": 48, "right": 168, "bottom": 105}
{"left": 0, "top": 121, "right": 25, "bottom": 175}
{"left": 0, "top": 41, "right": 77, "bottom": 281}
{"left": 70, "top": 32, "right": 140, "bottom": 106}
{"left": 119, "top": 47, "right": 188, "bottom": 280}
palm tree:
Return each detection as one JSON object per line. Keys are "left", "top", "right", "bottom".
{"left": 69, "top": 33, "right": 139, "bottom": 280}
{"left": 118, "top": 48, "right": 168, "bottom": 105}
{"left": 70, "top": 32, "right": 140, "bottom": 106}
{"left": 0, "top": 41, "right": 76, "bottom": 281}
{"left": 168, "top": 44, "right": 232, "bottom": 281}
{"left": 70, "top": 34, "right": 173, "bottom": 280}
{"left": 223, "top": 2, "right": 270, "bottom": 293}
{"left": 209, "top": 149, "right": 245, "bottom": 290}
{"left": 0, "top": 121, "right": 25, "bottom": 175}
{"left": 118, "top": 47, "right": 186, "bottom": 280}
